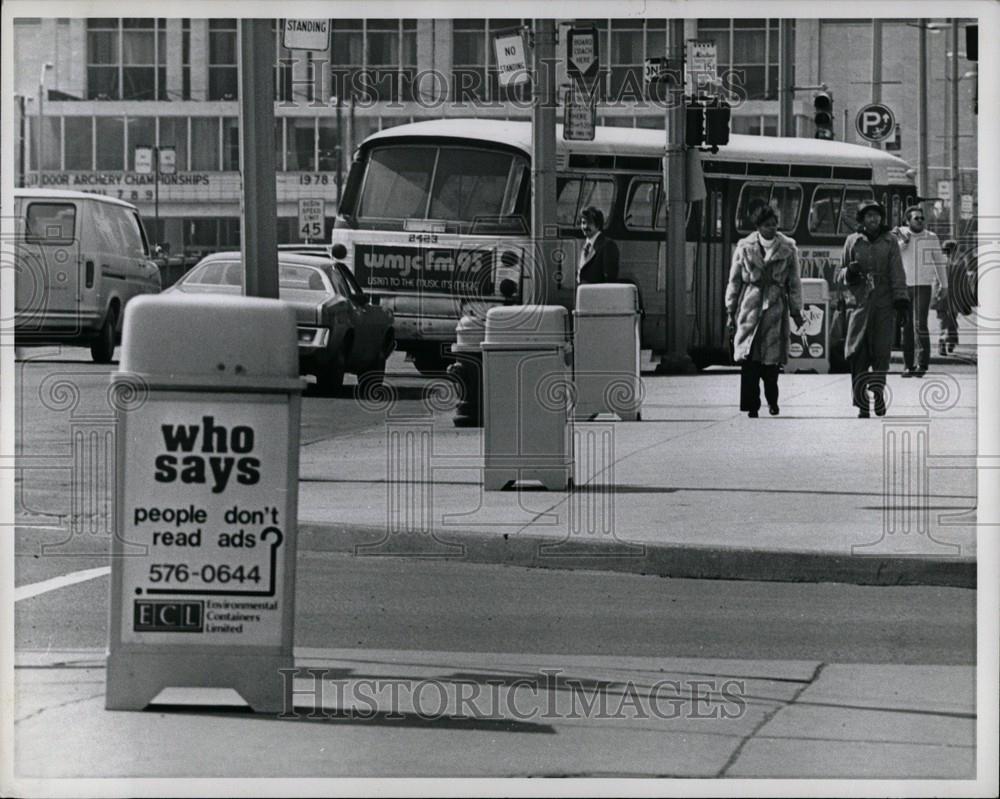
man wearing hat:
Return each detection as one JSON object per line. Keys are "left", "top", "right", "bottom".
{"left": 836, "top": 200, "right": 910, "bottom": 418}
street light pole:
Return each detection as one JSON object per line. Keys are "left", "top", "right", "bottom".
{"left": 36, "top": 62, "right": 53, "bottom": 183}
{"left": 870, "top": 19, "right": 882, "bottom": 149}
{"left": 950, "top": 19, "right": 961, "bottom": 240}
{"left": 918, "top": 19, "right": 929, "bottom": 200}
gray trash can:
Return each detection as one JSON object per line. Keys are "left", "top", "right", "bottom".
{"left": 573, "top": 284, "right": 643, "bottom": 421}
{"left": 481, "top": 305, "right": 573, "bottom": 491}
{"left": 788, "top": 278, "right": 830, "bottom": 374}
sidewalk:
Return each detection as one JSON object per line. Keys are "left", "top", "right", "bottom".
{"left": 11, "top": 648, "right": 976, "bottom": 779}
{"left": 296, "top": 367, "right": 977, "bottom": 588}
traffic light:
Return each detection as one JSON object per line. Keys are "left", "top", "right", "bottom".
{"left": 813, "top": 91, "right": 834, "bottom": 140}
{"left": 705, "top": 99, "right": 731, "bottom": 146}
{"left": 686, "top": 100, "right": 705, "bottom": 147}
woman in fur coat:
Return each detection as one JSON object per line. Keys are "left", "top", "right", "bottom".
{"left": 726, "top": 205, "right": 805, "bottom": 418}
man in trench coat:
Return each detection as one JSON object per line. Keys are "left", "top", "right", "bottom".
{"left": 836, "top": 200, "right": 910, "bottom": 417}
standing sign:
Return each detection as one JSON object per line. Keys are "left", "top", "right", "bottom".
{"left": 685, "top": 41, "right": 718, "bottom": 96}
{"left": 961, "top": 194, "right": 974, "bottom": 219}
{"left": 281, "top": 18, "right": 331, "bottom": 52}
{"left": 106, "top": 294, "right": 303, "bottom": 713}
{"left": 298, "top": 198, "right": 325, "bottom": 240}
{"left": 158, "top": 146, "right": 177, "bottom": 175}
{"left": 855, "top": 103, "right": 895, "bottom": 142}
{"left": 937, "top": 180, "right": 952, "bottom": 206}
{"left": 134, "top": 146, "right": 154, "bottom": 175}
{"left": 563, "top": 89, "right": 595, "bottom": 141}
{"left": 567, "top": 27, "right": 600, "bottom": 90}
{"left": 494, "top": 33, "right": 529, "bottom": 87}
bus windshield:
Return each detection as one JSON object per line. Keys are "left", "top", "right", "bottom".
{"left": 356, "top": 144, "right": 527, "bottom": 228}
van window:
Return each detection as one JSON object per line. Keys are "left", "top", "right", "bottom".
{"left": 807, "top": 186, "right": 843, "bottom": 236}
{"left": 25, "top": 203, "right": 76, "bottom": 243}
{"left": 113, "top": 207, "right": 146, "bottom": 259}
{"left": 91, "top": 201, "right": 120, "bottom": 253}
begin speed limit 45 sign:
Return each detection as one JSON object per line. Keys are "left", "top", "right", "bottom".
{"left": 298, "top": 198, "right": 325, "bottom": 240}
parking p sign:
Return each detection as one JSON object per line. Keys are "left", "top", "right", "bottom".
{"left": 855, "top": 103, "right": 895, "bottom": 142}
{"left": 298, "top": 198, "right": 325, "bottom": 241}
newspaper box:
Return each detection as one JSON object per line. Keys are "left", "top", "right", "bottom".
{"left": 788, "top": 278, "right": 830, "bottom": 374}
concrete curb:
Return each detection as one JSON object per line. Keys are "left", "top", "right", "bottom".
{"left": 298, "top": 522, "right": 976, "bottom": 589}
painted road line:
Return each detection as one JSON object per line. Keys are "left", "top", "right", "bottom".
{"left": 14, "top": 566, "right": 111, "bottom": 602}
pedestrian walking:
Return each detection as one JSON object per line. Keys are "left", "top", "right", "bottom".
{"left": 936, "top": 238, "right": 967, "bottom": 355}
{"left": 726, "top": 205, "right": 804, "bottom": 418}
{"left": 892, "top": 206, "right": 948, "bottom": 377}
{"left": 837, "top": 200, "right": 909, "bottom": 418}
{"left": 577, "top": 206, "right": 620, "bottom": 285}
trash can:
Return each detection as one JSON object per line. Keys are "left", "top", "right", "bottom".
{"left": 788, "top": 278, "right": 830, "bottom": 374}
{"left": 573, "top": 284, "right": 643, "bottom": 421}
{"left": 106, "top": 293, "right": 304, "bottom": 713}
{"left": 481, "top": 305, "right": 573, "bottom": 491}
{"left": 448, "top": 313, "right": 487, "bottom": 427}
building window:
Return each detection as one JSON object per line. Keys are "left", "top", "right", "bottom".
{"left": 331, "top": 19, "right": 417, "bottom": 102}
{"left": 209, "top": 19, "right": 238, "bottom": 100}
{"left": 222, "top": 117, "right": 240, "bottom": 170}
{"left": 608, "top": 18, "right": 666, "bottom": 101}
{"left": 285, "top": 118, "right": 316, "bottom": 171}
{"left": 697, "top": 18, "right": 787, "bottom": 102}
{"left": 452, "top": 19, "right": 528, "bottom": 103}
{"left": 158, "top": 117, "right": 189, "bottom": 171}
{"left": 732, "top": 114, "right": 778, "bottom": 136}
{"left": 318, "top": 117, "right": 342, "bottom": 173}
{"left": 65, "top": 117, "right": 94, "bottom": 170}
{"left": 126, "top": 117, "right": 156, "bottom": 170}
{"left": 190, "top": 117, "right": 220, "bottom": 170}
{"left": 86, "top": 18, "right": 166, "bottom": 100}
{"left": 96, "top": 116, "right": 125, "bottom": 169}
{"left": 273, "top": 21, "right": 295, "bottom": 103}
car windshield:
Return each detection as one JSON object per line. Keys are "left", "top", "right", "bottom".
{"left": 184, "top": 260, "right": 330, "bottom": 292}
{"left": 356, "top": 144, "right": 526, "bottom": 223}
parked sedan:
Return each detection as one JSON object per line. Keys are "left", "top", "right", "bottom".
{"left": 167, "top": 251, "right": 394, "bottom": 394}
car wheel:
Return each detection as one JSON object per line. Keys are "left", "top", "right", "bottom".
{"left": 90, "top": 305, "right": 118, "bottom": 364}
{"left": 363, "top": 330, "right": 395, "bottom": 387}
{"left": 413, "top": 351, "right": 452, "bottom": 376}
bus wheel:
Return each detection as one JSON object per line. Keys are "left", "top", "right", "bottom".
{"left": 90, "top": 305, "right": 118, "bottom": 364}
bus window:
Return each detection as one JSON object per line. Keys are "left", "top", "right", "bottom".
{"left": 807, "top": 185, "right": 843, "bottom": 236}
{"left": 358, "top": 146, "right": 437, "bottom": 219}
{"left": 769, "top": 184, "right": 803, "bottom": 233}
{"left": 891, "top": 194, "right": 902, "bottom": 227}
{"left": 839, "top": 188, "right": 874, "bottom": 234}
{"left": 429, "top": 148, "right": 522, "bottom": 222}
{"left": 735, "top": 183, "right": 771, "bottom": 232}
{"left": 579, "top": 178, "right": 615, "bottom": 220}
{"left": 624, "top": 178, "right": 660, "bottom": 229}
{"left": 556, "top": 178, "right": 583, "bottom": 225}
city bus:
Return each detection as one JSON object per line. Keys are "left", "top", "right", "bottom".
{"left": 331, "top": 118, "right": 917, "bottom": 372}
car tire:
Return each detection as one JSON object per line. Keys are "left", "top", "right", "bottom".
{"left": 90, "top": 305, "right": 118, "bottom": 364}
{"left": 413, "top": 351, "right": 452, "bottom": 376}
{"left": 362, "top": 330, "right": 395, "bottom": 387}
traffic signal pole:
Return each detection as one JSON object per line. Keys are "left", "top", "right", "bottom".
{"left": 531, "top": 19, "right": 558, "bottom": 304}
{"left": 778, "top": 20, "right": 795, "bottom": 137}
{"left": 239, "top": 19, "right": 279, "bottom": 299}
{"left": 660, "top": 20, "right": 693, "bottom": 373}
{"left": 870, "top": 19, "right": 882, "bottom": 149}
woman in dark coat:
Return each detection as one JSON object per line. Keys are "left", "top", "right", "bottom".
{"left": 726, "top": 205, "right": 804, "bottom": 417}
{"left": 836, "top": 200, "right": 909, "bottom": 418}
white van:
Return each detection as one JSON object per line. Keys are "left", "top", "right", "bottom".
{"left": 14, "top": 189, "right": 161, "bottom": 363}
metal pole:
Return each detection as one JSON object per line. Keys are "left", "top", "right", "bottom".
{"left": 779, "top": 20, "right": 795, "bottom": 137}
{"left": 531, "top": 19, "right": 557, "bottom": 304}
{"left": 17, "top": 96, "right": 26, "bottom": 187}
{"left": 950, "top": 19, "right": 960, "bottom": 239}
{"left": 154, "top": 146, "right": 160, "bottom": 243}
{"left": 870, "top": 19, "right": 882, "bottom": 149}
{"left": 335, "top": 96, "right": 343, "bottom": 203}
{"left": 918, "top": 20, "right": 929, "bottom": 199}
{"left": 36, "top": 83, "right": 43, "bottom": 183}
{"left": 239, "top": 19, "right": 279, "bottom": 299}
{"left": 662, "top": 20, "right": 691, "bottom": 371}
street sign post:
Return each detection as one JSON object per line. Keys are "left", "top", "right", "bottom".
{"left": 685, "top": 41, "right": 717, "bottom": 96}
{"left": 937, "top": 180, "right": 951, "bottom": 206}
{"left": 281, "top": 19, "right": 331, "bottom": 52}
{"left": 298, "top": 198, "right": 325, "bottom": 241}
{"left": 855, "top": 103, "right": 895, "bottom": 142}
{"left": 494, "top": 32, "right": 529, "bottom": 87}
{"left": 961, "top": 194, "right": 974, "bottom": 220}
{"left": 563, "top": 89, "right": 595, "bottom": 141}
{"left": 567, "top": 27, "right": 600, "bottom": 90}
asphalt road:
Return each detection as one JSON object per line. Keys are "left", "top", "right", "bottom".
{"left": 12, "top": 347, "right": 976, "bottom": 667}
